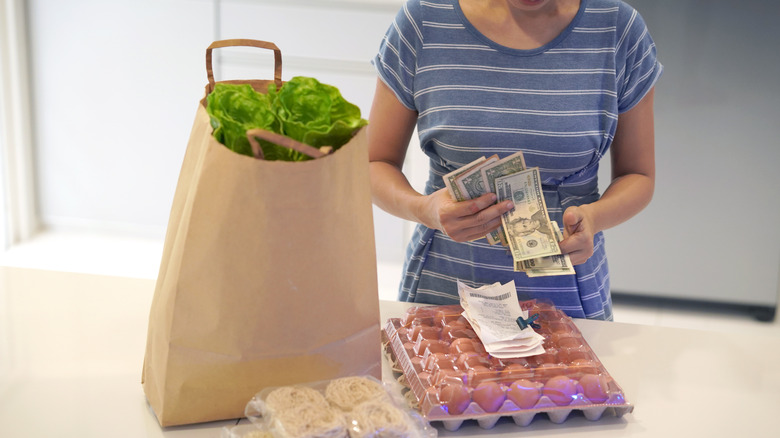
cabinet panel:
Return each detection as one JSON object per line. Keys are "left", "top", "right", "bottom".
{"left": 603, "top": 1, "right": 780, "bottom": 307}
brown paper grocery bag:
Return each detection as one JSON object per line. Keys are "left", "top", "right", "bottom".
{"left": 141, "top": 39, "right": 381, "bottom": 427}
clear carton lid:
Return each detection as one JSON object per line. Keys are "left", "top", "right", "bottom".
{"left": 384, "top": 300, "right": 632, "bottom": 431}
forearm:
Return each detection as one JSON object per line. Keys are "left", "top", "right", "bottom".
{"left": 369, "top": 160, "right": 430, "bottom": 226}
{"left": 586, "top": 87, "right": 656, "bottom": 234}
{"left": 585, "top": 172, "right": 654, "bottom": 234}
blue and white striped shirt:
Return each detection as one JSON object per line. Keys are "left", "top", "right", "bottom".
{"left": 373, "top": 0, "right": 662, "bottom": 319}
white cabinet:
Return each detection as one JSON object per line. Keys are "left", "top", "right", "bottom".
{"left": 603, "top": 0, "right": 780, "bottom": 315}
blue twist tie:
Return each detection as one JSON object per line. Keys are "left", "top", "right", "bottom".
{"left": 516, "top": 313, "right": 541, "bottom": 330}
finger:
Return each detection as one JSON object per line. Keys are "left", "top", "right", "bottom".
{"left": 562, "top": 207, "right": 584, "bottom": 237}
{"left": 460, "top": 215, "right": 504, "bottom": 241}
{"left": 444, "top": 193, "right": 512, "bottom": 241}
{"left": 459, "top": 200, "right": 513, "bottom": 235}
{"left": 459, "top": 192, "right": 506, "bottom": 216}
{"left": 559, "top": 235, "right": 594, "bottom": 265}
{"left": 559, "top": 231, "right": 587, "bottom": 251}
{"left": 447, "top": 207, "right": 507, "bottom": 242}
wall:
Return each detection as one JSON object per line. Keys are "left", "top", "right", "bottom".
{"left": 26, "top": 0, "right": 216, "bottom": 236}
{"left": 24, "top": 0, "right": 411, "bottom": 266}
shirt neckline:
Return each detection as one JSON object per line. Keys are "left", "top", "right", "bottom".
{"left": 453, "top": 0, "right": 587, "bottom": 56}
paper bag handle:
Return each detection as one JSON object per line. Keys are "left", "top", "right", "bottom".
{"left": 246, "top": 129, "right": 333, "bottom": 161}
{"left": 206, "top": 39, "right": 283, "bottom": 93}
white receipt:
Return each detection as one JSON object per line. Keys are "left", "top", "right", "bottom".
{"left": 457, "top": 280, "right": 545, "bottom": 358}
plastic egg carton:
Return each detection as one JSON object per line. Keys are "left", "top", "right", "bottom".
{"left": 383, "top": 301, "right": 633, "bottom": 431}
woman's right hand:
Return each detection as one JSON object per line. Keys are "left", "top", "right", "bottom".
{"left": 422, "top": 189, "right": 514, "bottom": 242}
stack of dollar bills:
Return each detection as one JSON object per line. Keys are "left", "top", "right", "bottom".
{"left": 443, "top": 152, "right": 575, "bottom": 277}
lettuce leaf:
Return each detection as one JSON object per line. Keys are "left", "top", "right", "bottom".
{"left": 206, "top": 77, "right": 367, "bottom": 161}
{"left": 269, "top": 76, "right": 368, "bottom": 155}
{"left": 206, "top": 83, "right": 281, "bottom": 157}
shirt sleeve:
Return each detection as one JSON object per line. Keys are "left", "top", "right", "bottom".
{"left": 371, "top": 0, "right": 424, "bottom": 111}
{"left": 615, "top": 4, "right": 663, "bottom": 113}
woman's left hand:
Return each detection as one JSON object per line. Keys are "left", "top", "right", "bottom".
{"left": 559, "top": 205, "right": 596, "bottom": 265}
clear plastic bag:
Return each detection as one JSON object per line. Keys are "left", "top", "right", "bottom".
{"left": 224, "top": 375, "right": 437, "bottom": 438}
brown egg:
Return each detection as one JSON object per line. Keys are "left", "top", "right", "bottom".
{"left": 454, "top": 315, "right": 471, "bottom": 325}
{"left": 395, "top": 326, "right": 411, "bottom": 343}
{"left": 506, "top": 379, "right": 542, "bottom": 409}
{"left": 433, "top": 368, "right": 464, "bottom": 386}
{"left": 410, "top": 356, "right": 424, "bottom": 373}
{"left": 435, "top": 309, "right": 462, "bottom": 326}
{"left": 559, "top": 347, "right": 591, "bottom": 364}
{"left": 537, "top": 309, "right": 560, "bottom": 321}
{"left": 533, "top": 301, "right": 556, "bottom": 312}
{"left": 431, "top": 359, "right": 457, "bottom": 379}
{"left": 449, "top": 337, "right": 477, "bottom": 354}
{"left": 500, "top": 363, "right": 533, "bottom": 383}
{"left": 410, "top": 324, "right": 423, "bottom": 341}
{"left": 552, "top": 334, "right": 582, "bottom": 349}
{"left": 466, "top": 365, "right": 499, "bottom": 387}
{"left": 471, "top": 340, "right": 487, "bottom": 354}
{"left": 534, "top": 348, "right": 559, "bottom": 365}
{"left": 579, "top": 374, "right": 610, "bottom": 403}
{"left": 455, "top": 352, "right": 490, "bottom": 370}
{"left": 533, "top": 363, "right": 567, "bottom": 380}
{"left": 403, "top": 307, "right": 437, "bottom": 326}
{"left": 425, "top": 340, "right": 450, "bottom": 355}
{"left": 472, "top": 381, "right": 506, "bottom": 413}
{"left": 441, "top": 320, "right": 466, "bottom": 341}
{"left": 413, "top": 338, "right": 431, "bottom": 356}
{"left": 570, "top": 359, "right": 600, "bottom": 375}
{"left": 500, "top": 357, "right": 531, "bottom": 367}
{"left": 486, "top": 355, "right": 504, "bottom": 368}
{"left": 403, "top": 342, "right": 415, "bottom": 358}
{"left": 414, "top": 326, "right": 441, "bottom": 342}
{"left": 401, "top": 310, "right": 417, "bottom": 326}
{"left": 422, "top": 352, "right": 451, "bottom": 372}
{"left": 437, "top": 381, "right": 471, "bottom": 415}
{"left": 444, "top": 325, "right": 477, "bottom": 341}
{"left": 543, "top": 375, "right": 578, "bottom": 406}
{"left": 520, "top": 300, "right": 537, "bottom": 313}
{"left": 547, "top": 321, "right": 570, "bottom": 334}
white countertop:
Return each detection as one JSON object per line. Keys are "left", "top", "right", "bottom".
{"left": 1, "top": 266, "right": 778, "bottom": 437}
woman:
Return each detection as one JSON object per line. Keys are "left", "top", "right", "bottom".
{"left": 368, "top": 0, "right": 662, "bottom": 319}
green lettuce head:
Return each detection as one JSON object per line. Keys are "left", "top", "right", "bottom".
{"left": 206, "top": 77, "right": 367, "bottom": 161}
{"left": 269, "top": 76, "right": 368, "bottom": 153}
{"left": 206, "top": 83, "right": 290, "bottom": 159}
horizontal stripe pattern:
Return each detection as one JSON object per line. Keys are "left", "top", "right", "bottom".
{"left": 373, "top": 0, "right": 662, "bottom": 320}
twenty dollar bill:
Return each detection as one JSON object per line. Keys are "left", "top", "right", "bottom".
{"left": 518, "top": 221, "right": 575, "bottom": 276}
{"left": 495, "top": 168, "right": 561, "bottom": 261}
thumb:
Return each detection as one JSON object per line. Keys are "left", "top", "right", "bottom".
{"left": 562, "top": 207, "right": 584, "bottom": 237}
